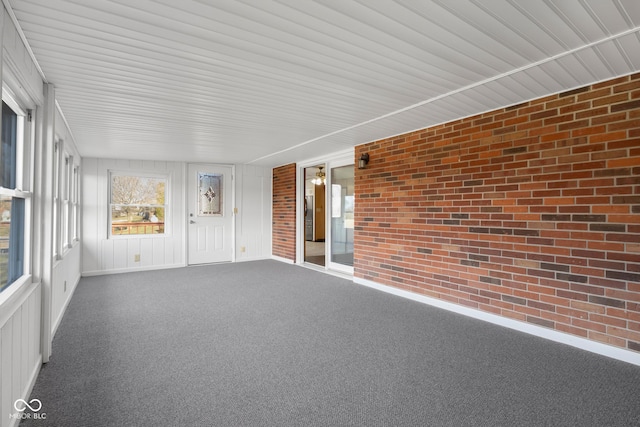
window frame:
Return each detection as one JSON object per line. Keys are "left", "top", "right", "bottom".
{"left": 54, "top": 140, "right": 79, "bottom": 259}
{"left": 0, "top": 87, "right": 33, "bottom": 295}
{"left": 72, "top": 164, "right": 79, "bottom": 242}
{"left": 53, "top": 138, "right": 61, "bottom": 259}
{"left": 108, "top": 171, "right": 169, "bottom": 239}
{"left": 62, "top": 153, "right": 71, "bottom": 249}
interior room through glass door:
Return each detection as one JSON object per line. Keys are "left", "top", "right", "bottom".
{"left": 329, "top": 164, "right": 354, "bottom": 269}
{"left": 304, "top": 165, "right": 326, "bottom": 266}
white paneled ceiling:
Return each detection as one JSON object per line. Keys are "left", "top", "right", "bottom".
{"left": 6, "top": 0, "right": 640, "bottom": 167}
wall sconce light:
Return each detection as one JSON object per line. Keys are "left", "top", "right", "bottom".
{"left": 358, "top": 153, "right": 370, "bottom": 169}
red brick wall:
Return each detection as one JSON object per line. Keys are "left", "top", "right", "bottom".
{"left": 272, "top": 163, "right": 296, "bottom": 262}
{"left": 354, "top": 73, "right": 640, "bottom": 353}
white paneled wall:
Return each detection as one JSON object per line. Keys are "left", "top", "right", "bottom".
{"left": 82, "top": 160, "right": 272, "bottom": 274}
{"left": 82, "top": 158, "right": 186, "bottom": 275}
{"left": 52, "top": 107, "right": 83, "bottom": 337}
{"left": 51, "top": 247, "right": 81, "bottom": 336}
{"left": 0, "top": 284, "right": 42, "bottom": 427}
{"left": 1, "top": 4, "right": 48, "bottom": 426}
{"left": 236, "top": 165, "right": 272, "bottom": 261}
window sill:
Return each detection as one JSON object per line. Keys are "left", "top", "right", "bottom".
{"left": 108, "top": 233, "right": 169, "bottom": 240}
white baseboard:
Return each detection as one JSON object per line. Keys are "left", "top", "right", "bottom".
{"left": 236, "top": 256, "right": 271, "bottom": 263}
{"left": 81, "top": 263, "right": 186, "bottom": 277}
{"left": 271, "top": 255, "right": 295, "bottom": 264}
{"left": 354, "top": 277, "right": 640, "bottom": 367}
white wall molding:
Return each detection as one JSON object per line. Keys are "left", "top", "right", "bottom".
{"left": 353, "top": 276, "right": 640, "bottom": 367}
{"left": 236, "top": 256, "right": 271, "bottom": 263}
{"left": 271, "top": 255, "right": 295, "bottom": 264}
{"left": 82, "top": 263, "right": 186, "bottom": 277}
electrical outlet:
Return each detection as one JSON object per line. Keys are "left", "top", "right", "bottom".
{"left": 241, "top": 246, "right": 246, "bottom": 253}
{"left": 134, "top": 254, "right": 141, "bottom": 262}
{"left": 64, "top": 281, "right": 67, "bottom": 292}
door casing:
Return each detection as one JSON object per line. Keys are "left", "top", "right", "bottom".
{"left": 297, "top": 149, "right": 354, "bottom": 275}
{"left": 187, "top": 163, "right": 235, "bottom": 265}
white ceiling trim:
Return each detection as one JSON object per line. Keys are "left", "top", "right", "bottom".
{"left": 2, "top": 0, "right": 46, "bottom": 82}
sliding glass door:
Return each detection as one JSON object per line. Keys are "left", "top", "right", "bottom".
{"left": 328, "top": 164, "right": 354, "bottom": 273}
{"left": 299, "top": 151, "right": 354, "bottom": 275}
{"left": 303, "top": 164, "right": 326, "bottom": 267}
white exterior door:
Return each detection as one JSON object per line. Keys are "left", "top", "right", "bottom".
{"left": 187, "top": 164, "right": 234, "bottom": 265}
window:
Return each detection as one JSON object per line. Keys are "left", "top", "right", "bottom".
{"left": 52, "top": 140, "right": 59, "bottom": 258}
{"left": 72, "top": 165, "right": 79, "bottom": 241}
{"left": 54, "top": 141, "right": 79, "bottom": 256}
{"left": 0, "top": 101, "right": 28, "bottom": 292}
{"left": 53, "top": 143, "right": 78, "bottom": 259}
{"left": 109, "top": 173, "right": 167, "bottom": 236}
{"left": 62, "top": 154, "right": 70, "bottom": 248}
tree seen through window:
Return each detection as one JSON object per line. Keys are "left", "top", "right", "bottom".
{"left": 110, "top": 175, "right": 166, "bottom": 235}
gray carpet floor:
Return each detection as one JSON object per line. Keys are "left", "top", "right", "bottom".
{"left": 21, "top": 260, "right": 640, "bottom": 426}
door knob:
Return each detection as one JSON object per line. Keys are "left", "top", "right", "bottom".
{"left": 189, "top": 220, "right": 196, "bottom": 224}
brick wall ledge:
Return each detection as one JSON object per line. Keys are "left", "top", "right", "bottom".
{"left": 353, "top": 276, "right": 640, "bottom": 367}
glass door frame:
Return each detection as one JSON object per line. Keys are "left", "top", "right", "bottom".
{"left": 297, "top": 148, "right": 354, "bottom": 275}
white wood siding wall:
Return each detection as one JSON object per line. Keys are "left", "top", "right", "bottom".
{"left": 1, "top": 5, "right": 50, "bottom": 425}
{"left": 52, "top": 109, "right": 83, "bottom": 337}
{"left": 82, "top": 160, "right": 272, "bottom": 274}
{"left": 51, "top": 247, "right": 81, "bottom": 336}
{"left": 0, "top": 284, "right": 41, "bottom": 427}
{"left": 236, "top": 164, "right": 272, "bottom": 262}
{"left": 82, "top": 158, "right": 186, "bottom": 275}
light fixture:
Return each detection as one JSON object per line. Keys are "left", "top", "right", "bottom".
{"left": 358, "top": 153, "right": 370, "bottom": 169}
{"left": 311, "top": 167, "right": 326, "bottom": 185}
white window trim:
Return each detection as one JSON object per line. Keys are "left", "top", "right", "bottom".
{"left": 53, "top": 138, "right": 61, "bottom": 259}
{"left": 108, "top": 170, "right": 170, "bottom": 239}
{"left": 296, "top": 148, "right": 355, "bottom": 276}
{"left": 0, "top": 87, "right": 33, "bottom": 293}
{"left": 72, "top": 164, "right": 80, "bottom": 243}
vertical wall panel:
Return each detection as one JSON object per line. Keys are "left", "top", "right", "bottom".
{"left": 102, "top": 239, "right": 114, "bottom": 271}
{"left": 0, "top": 284, "right": 42, "bottom": 427}
{"left": 1, "top": 318, "right": 12, "bottom": 427}
{"left": 166, "top": 239, "right": 176, "bottom": 266}
{"left": 236, "top": 165, "right": 271, "bottom": 261}
{"left": 81, "top": 158, "right": 99, "bottom": 272}
{"left": 32, "top": 287, "right": 41, "bottom": 367}
{"left": 21, "top": 303, "right": 29, "bottom": 393}
{"left": 11, "top": 313, "right": 20, "bottom": 404}
{"left": 51, "top": 247, "right": 81, "bottom": 337}
{"left": 126, "top": 239, "right": 140, "bottom": 269}
{"left": 140, "top": 239, "right": 153, "bottom": 267}
{"left": 113, "top": 240, "right": 128, "bottom": 270}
